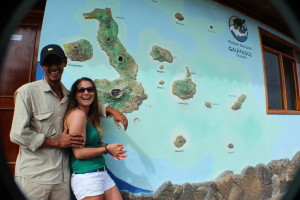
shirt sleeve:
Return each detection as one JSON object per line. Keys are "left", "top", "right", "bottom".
{"left": 99, "top": 103, "right": 111, "bottom": 118}
{"left": 10, "top": 90, "right": 45, "bottom": 152}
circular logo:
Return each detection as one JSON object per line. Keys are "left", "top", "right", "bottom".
{"left": 229, "top": 16, "right": 248, "bottom": 42}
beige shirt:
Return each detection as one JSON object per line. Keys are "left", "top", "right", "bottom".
{"left": 10, "top": 78, "right": 107, "bottom": 184}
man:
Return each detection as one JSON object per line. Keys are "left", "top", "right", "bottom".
{"left": 10, "top": 44, "right": 128, "bottom": 200}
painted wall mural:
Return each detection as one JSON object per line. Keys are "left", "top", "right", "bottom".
{"left": 38, "top": 0, "right": 300, "bottom": 193}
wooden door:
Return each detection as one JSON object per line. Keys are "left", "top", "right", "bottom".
{"left": 0, "top": 11, "right": 43, "bottom": 174}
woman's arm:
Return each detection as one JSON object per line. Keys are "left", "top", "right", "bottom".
{"left": 67, "top": 109, "right": 127, "bottom": 160}
{"left": 66, "top": 109, "right": 106, "bottom": 160}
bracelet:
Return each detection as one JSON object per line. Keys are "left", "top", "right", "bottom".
{"left": 104, "top": 143, "right": 110, "bottom": 155}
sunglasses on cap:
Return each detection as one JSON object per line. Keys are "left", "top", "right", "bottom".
{"left": 76, "top": 87, "right": 95, "bottom": 93}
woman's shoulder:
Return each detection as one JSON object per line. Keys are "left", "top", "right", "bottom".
{"left": 65, "top": 109, "right": 87, "bottom": 134}
{"left": 66, "top": 109, "right": 87, "bottom": 122}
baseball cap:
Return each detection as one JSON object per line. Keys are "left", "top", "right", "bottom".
{"left": 40, "top": 44, "right": 67, "bottom": 65}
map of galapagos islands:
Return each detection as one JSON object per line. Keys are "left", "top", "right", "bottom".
{"left": 38, "top": 0, "right": 285, "bottom": 194}
{"left": 83, "top": 8, "right": 147, "bottom": 113}
{"left": 64, "top": 8, "right": 198, "bottom": 112}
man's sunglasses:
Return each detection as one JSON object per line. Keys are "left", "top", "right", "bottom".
{"left": 42, "top": 58, "right": 66, "bottom": 67}
{"left": 76, "top": 87, "right": 95, "bottom": 93}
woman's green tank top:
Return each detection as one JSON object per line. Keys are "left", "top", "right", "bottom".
{"left": 71, "top": 122, "right": 105, "bottom": 173}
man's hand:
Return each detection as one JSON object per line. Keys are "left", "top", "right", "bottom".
{"left": 42, "top": 127, "right": 85, "bottom": 148}
{"left": 58, "top": 128, "right": 85, "bottom": 148}
{"left": 106, "top": 107, "right": 128, "bottom": 131}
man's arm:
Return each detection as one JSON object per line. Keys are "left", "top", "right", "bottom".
{"left": 10, "top": 90, "right": 44, "bottom": 152}
{"left": 10, "top": 90, "right": 84, "bottom": 151}
{"left": 98, "top": 104, "right": 128, "bottom": 130}
{"left": 106, "top": 106, "right": 128, "bottom": 131}
{"left": 41, "top": 128, "right": 85, "bottom": 148}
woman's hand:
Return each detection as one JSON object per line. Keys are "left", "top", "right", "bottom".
{"left": 113, "top": 153, "right": 128, "bottom": 160}
{"left": 106, "top": 143, "right": 128, "bottom": 159}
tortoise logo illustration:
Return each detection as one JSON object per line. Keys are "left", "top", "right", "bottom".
{"left": 229, "top": 16, "right": 248, "bottom": 42}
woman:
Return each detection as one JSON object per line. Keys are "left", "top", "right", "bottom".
{"left": 64, "top": 77, "right": 127, "bottom": 200}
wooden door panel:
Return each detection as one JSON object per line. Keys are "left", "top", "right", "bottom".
{"left": 0, "top": 110, "right": 18, "bottom": 174}
{"left": 0, "top": 24, "right": 37, "bottom": 96}
{"left": 0, "top": 11, "right": 43, "bottom": 175}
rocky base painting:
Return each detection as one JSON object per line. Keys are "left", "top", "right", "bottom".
{"left": 121, "top": 151, "right": 300, "bottom": 200}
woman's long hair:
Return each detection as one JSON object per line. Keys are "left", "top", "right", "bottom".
{"left": 64, "top": 77, "right": 103, "bottom": 138}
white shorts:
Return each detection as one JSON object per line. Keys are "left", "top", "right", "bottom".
{"left": 71, "top": 171, "right": 116, "bottom": 200}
